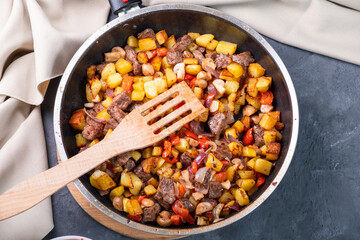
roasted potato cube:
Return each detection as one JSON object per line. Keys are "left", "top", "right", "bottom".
{"left": 247, "top": 78, "right": 258, "bottom": 97}
{"left": 232, "top": 120, "right": 245, "bottom": 134}
{"left": 230, "top": 188, "right": 250, "bottom": 206}
{"left": 245, "top": 94, "right": 261, "bottom": 109}
{"left": 85, "top": 83, "right": 93, "bottom": 103}
{"left": 174, "top": 138, "right": 190, "bottom": 152}
{"left": 187, "top": 32, "right": 200, "bottom": 41}
{"left": 205, "top": 153, "right": 223, "bottom": 172}
{"left": 129, "top": 173, "right": 142, "bottom": 195}
{"left": 220, "top": 69, "right": 236, "bottom": 82}
{"left": 120, "top": 172, "right": 133, "bottom": 188}
{"left": 206, "top": 39, "right": 219, "bottom": 51}
{"left": 75, "top": 133, "right": 87, "bottom": 148}
{"left": 146, "top": 177, "right": 159, "bottom": 188}
{"left": 115, "top": 58, "right": 133, "bottom": 75}
{"left": 137, "top": 51, "right": 148, "bottom": 64}
{"left": 193, "top": 87, "right": 203, "bottom": 99}
{"left": 195, "top": 108, "right": 209, "bottom": 122}
{"left": 196, "top": 34, "right": 214, "bottom": 47}
{"left": 127, "top": 35, "right": 138, "bottom": 48}
{"left": 171, "top": 170, "right": 181, "bottom": 182}
{"left": 224, "top": 80, "right": 240, "bottom": 95}
{"left": 238, "top": 170, "right": 256, "bottom": 179}
{"left": 144, "top": 80, "right": 158, "bottom": 99}
{"left": 101, "top": 63, "right": 116, "bottom": 80}
{"left": 123, "top": 198, "right": 130, "bottom": 213}
{"left": 104, "top": 129, "right": 113, "bottom": 139}
{"left": 109, "top": 186, "right": 125, "bottom": 201}
{"left": 129, "top": 199, "right": 143, "bottom": 216}
{"left": 216, "top": 41, "right": 237, "bottom": 55}
{"left": 260, "top": 145, "right": 267, "bottom": 156}
{"left": 227, "top": 62, "right": 244, "bottom": 78}
{"left": 131, "top": 151, "right": 142, "bottom": 161}
{"left": 96, "top": 109, "right": 112, "bottom": 121}
{"left": 90, "top": 170, "right": 116, "bottom": 191}
{"left": 266, "top": 142, "right": 281, "bottom": 160}
{"left": 150, "top": 157, "right": 165, "bottom": 174}
{"left": 156, "top": 162, "right": 174, "bottom": 178}
{"left": 144, "top": 185, "right": 157, "bottom": 196}
{"left": 226, "top": 163, "right": 239, "bottom": 182}
{"left": 236, "top": 179, "right": 256, "bottom": 191}
{"left": 185, "top": 64, "right": 202, "bottom": 75}
{"left": 156, "top": 30, "right": 168, "bottom": 45}
{"left": 241, "top": 115, "right": 251, "bottom": 130}
{"left": 69, "top": 109, "right": 86, "bottom": 131}
{"left": 268, "top": 111, "right": 281, "bottom": 121}
{"left": 248, "top": 63, "right": 265, "bottom": 78}
{"left": 154, "top": 77, "right": 167, "bottom": 94}
{"left": 131, "top": 90, "right": 145, "bottom": 101}
{"left": 161, "top": 56, "right": 172, "bottom": 70}
{"left": 165, "top": 68, "right": 177, "bottom": 87}
{"left": 87, "top": 65, "right": 96, "bottom": 79}
{"left": 183, "top": 58, "right": 198, "bottom": 65}
{"left": 236, "top": 85, "right": 246, "bottom": 105}
{"left": 254, "top": 158, "right": 273, "bottom": 176}
{"left": 141, "top": 157, "right": 156, "bottom": 173}
{"left": 164, "top": 35, "right": 176, "bottom": 49}
{"left": 91, "top": 78, "right": 102, "bottom": 98}
{"left": 142, "top": 147, "right": 153, "bottom": 159}
{"left": 264, "top": 130, "right": 277, "bottom": 145}
{"left": 246, "top": 158, "right": 256, "bottom": 169}
{"left": 150, "top": 56, "right": 162, "bottom": 72}
{"left": 259, "top": 113, "right": 278, "bottom": 130}
{"left": 228, "top": 142, "right": 242, "bottom": 156}
{"left": 247, "top": 185, "right": 258, "bottom": 196}
{"left": 139, "top": 38, "right": 157, "bottom": 51}
{"left": 152, "top": 146, "right": 162, "bottom": 156}
{"left": 102, "top": 97, "right": 113, "bottom": 108}
{"left": 256, "top": 76, "right": 272, "bottom": 92}
{"left": 219, "top": 190, "right": 235, "bottom": 204}
{"left": 242, "top": 146, "right": 257, "bottom": 158}
{"left": 224, "top": 127, "right": 238, "bottom": 139}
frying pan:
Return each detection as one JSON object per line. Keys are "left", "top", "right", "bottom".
{"left": 54, "top": 2, "right": 299, "bottom": 238}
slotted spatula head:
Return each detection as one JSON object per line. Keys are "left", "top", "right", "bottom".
{"left": 105, "top": 81, "right": 207, "bottom": 153}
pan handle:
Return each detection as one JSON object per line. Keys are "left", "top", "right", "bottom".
{"left": 108, "top": 0, "right": 142, "bottom": 15}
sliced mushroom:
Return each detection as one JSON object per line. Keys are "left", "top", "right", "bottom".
{"left": 196, "top": 201, "right": 215, "bottom": 215}
{"left": 242, "top": 105, "right": 257, "bottom": 116}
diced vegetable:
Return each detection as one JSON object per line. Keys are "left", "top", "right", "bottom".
{"left": 90, "top": 170, "right": 116, "bottom": 191}
{"left": 109, "top": 186, "right": 125, "bottom": 201}
{"left": 205, "top": 153, "right": 223, "bottom": 172}
{"left": 236, "top": 179, "right": 256, "bottom": 191}
{"left": 254, "top": 158, "right": 273, "bottom": 176}
{"left": 127, "top": 36, "right": 138, "bottom": 48}
{"left": 139, "top": 38, "right": 157, "bottom": 51}
{"left": 174, "top": 138, "right": 190, "bottom": 152}
{"left": 69, "top": 109, "right": 86, "bottom": 131}
{"left": 115, "top": 58, "right": 133, "bottom": 75}
{"left": 107, "top": 73, "right": 122, "bottom": 89}
{"left": 230, "top": 188, "right": 250, "bottom": 206}
{"left": 248, "top": 63, "right": 265, "bottom": 78}
{"left": 196, "top": 34, "right": 214, "bottom": 47}
{"left": 156, "top": 30, "right": 168, "bottom": 45}
{"left": 216, "top": 41, "right": 237, "bottom": 55}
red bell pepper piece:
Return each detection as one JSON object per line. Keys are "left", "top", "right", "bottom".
{"left": 256, "top": 173, "right": 266, "bottom": 187}
{"left": 162, "top": 140, "right": 172, "bottom": 158}
{"left": 170, "top": 215, "right": 182, "bottom": 226}
{"left": 128, "top": 214, "right": 141, "bottom": 222}
{"left": 214, "top": 171, "right": 227, "bottom": 182}
{"left": 156, "top": 47, "right": 168, "bottom": 57}
{"left": 184, "top": 74, "right": 195, "bottom": 81}
{"left": 165, "top": 157, "right": 178, "bottom": 164}
{"left": 172, "top": 200, "right": 195, "bottom": 224}
{"left": 260, "top": 90, "right": 274, "bottom": 105}
{"left": 204, "top": 94, "right": 217, "bottom": 108}
{"left": 174, "top": 101, "right": 185, "bottom": 109}
{"left": 170, "top": 135, "right": 180, "bottom": 145}
{"left": 183, "top": 123, "right": 191, "bottom": 130}
{"left": 190, "top": 161, "right": 198, "bottom": 174}
{"left": 243, "top": 128, "right": 254, "bottom": 145}
{"left": 137, "top": 195, "right": 146, "bottom": 203}
{"left": 184, "top": 130, "right": 199, "bottom": 140}
{"left": 122, "top": 75, "right": 133, "bottom": 93}
{"left": 198, "top": 137, "right": 209, "bottom": 150}
{"left": 189, "top": 78, "right": 197, "bottom": 88}
{"left": 178, "top": 184, "right": 186, "bottom": 199}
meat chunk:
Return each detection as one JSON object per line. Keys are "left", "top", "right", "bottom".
{"left": 134, "top": 165, "right": 152, "bottom": 182}
{"left": 154, "top": 177, "right": 176, "bottom": 205}
{"left": 166, "top": 49, "right": 182, "bottom": 65}
{"left": 93, "top": 103, "right": 105, "bottom": 113}
{"left": 192, "top": 50, "right": 205, "bottom": 65}
{"left": 231, "top": 51, "right": 254, "bottom": 67}
{"left": 253, "top": 124, "right": 265, "bottom": 147}
{"left": 198, "top": 46, "right": 206, "bottom": 53}
{"left": 123, "top": 159, "right": 136, "bottom": 171}
{"left": 208, "top": 181, "right": 223, "bottom": 199}
{"left": 205, "top": 51, "right": 217, "bottom": 60}
{"left": 127, "top": 102, "right": 143, "bottom": 112}
{"left": 111, "top": 152, "right": 132, "bottom": 168}
{"left": 107, "top": 105, "right": 126, "bottom": 123}
{"left": 137, "top": 28, "right": 156, "bottom": 39}
{"left": 208, "top": 113, "right": 226, "bottom": 136}
{"left": 180, "top": 151, "right": 192, "bottom": 168}
{"left": 179, "top": 198, "right": 195, "bottom": 212}
{"left": 214, "top": 140, "right": 232, "bottom": 161}
{"left": 96, "top": 63, "right": 107, "bottom": 75}
{"left": 172, "top": 35, "right": 192, "bottom": 52}
{"left": 194, "top": 167, "right": 212, "bottom": 194}
{"left": 124, "top": 45, "right": 142, "bottom": 75}
{"left": 82, "top": 115, "right": 104, "bottom": 140}
{"left": 103, "top": 117, "right": 118, "bottom": 135}
{"left": 111, "top": 91, "right": 132, "bottom": 110}
{"left": 215, "top": 53, "right": 232, "bottom": 69}
{"left": 142, "top": 203, "right": 161, "bottom": 223}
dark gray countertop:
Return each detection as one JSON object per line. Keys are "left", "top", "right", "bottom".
{"left": 42, "top": 10, "right": 360, "bottom": 240}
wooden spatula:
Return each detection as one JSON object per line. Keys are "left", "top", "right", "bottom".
{"left": 0, "top": 81, "right": 206, "bottom": 221}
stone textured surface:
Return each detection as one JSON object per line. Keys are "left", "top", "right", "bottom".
{"left": 42, "top": 12, "right": 360, "bottom": 240}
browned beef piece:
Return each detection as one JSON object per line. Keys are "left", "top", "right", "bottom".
{"left": 137, "top": 28, "right": 156, "bottom": 39}
{"left": 166, "top": 49, "right": 182, "bottom": 65}
{"left": 190, "top": 121, "right": 214, "bottom": 137}
{"left": 192, "top": 50, "right": 205, "bottom": 65}
{"left": 214, "top": 140, "right": 232, "bottom": 161}
{"left": 194, "top": 167, "right": 212, "bottom": 194}
{"left": 142, "top": 203, "right": 161, "bottom": 223}
{"left": 215, "top": 53, "right": 232, "bottom": 69}
{"left": 232, "top": 51, "right": 254, "bottom": 67}
{"left": 103, "top": 117, "right": 118, "bottom": 135}
{"left": 208, "top": 181, "right": 223, "bottom": 199}
{"left": 124, "top": 45, "right": 142, "bottom": 75}
{"left": 93, "top": 103, "right": 105, "bottom": 113}
{"left": 198, "top": 46, "right": 206, "bottom": 53}
{"left": 154, "top": 177, "right": 176, "bottom": 205}
{"left": 134, "top": 165, "right": 152, "bottom": 182}
{"left": 123, "top": 159, "right": 136, "bottom": 171}
{"left": 82, "top": 116, "right": 104, "bottom": 140}
{"left": 183, "top": 50, "right": 194, "bottom": 58}
{"left": 111, "top": 91, "right": 132, "bottom": 110}
{"left": 96, "top": 62, "right": 107, "bottom": 75}
{"left": 180, "top": 151, "right": 192, "bottom": 168}
{"left": 107, "top": 105, "right": 126, "bottom": 123}
{"left": 253, "top": 124, "right": 265, "bottom": 146}
{"left": 172, "top": 35, "right": 192, "bottom": 52}
{"left": 127, "top": 102, "right": 143, "bottom": 112}
{"left": 205, "top": 51, "right": 217, "bottom": 60}
{"left": 208, "top": 113, "right": 226, "bottom": 136}
{"left": 179, "top": 198, "right": 195, "bottom": 212}
{"left": 111, "top": 152, "right": 132, "bottom": 168}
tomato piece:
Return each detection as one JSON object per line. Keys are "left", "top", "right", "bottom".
{"left": 178, "top": 184, "right": 186, "bottom": 199}
{"left": 137, "top": 195, "right": 146, "bottom": 203}
{"left": 170, "top": 215, "right": 182, "bottom": 226}
{"left": 162, "top": 140, "right": 172, "bottom": 158}
{"left": 122, "top": 75, "right": 134, "bottom": 93}
{"left": 156, "top": 47, "right": 168, "bottom": 57}
{"left": 183, "top": 213, "right": 195, "bottom": 224}
{"left": 256, "top": 173, "right": 266, "bottom": 187}
{"left": 260, "top": 91, "right": 274, "bottom": 105}
{"left": 184, "top": 74, "right": 195, "bottom": 81}
{"left": 165, "top": 157, "right": 178, "bottom": 164}
{"left": 183, "top": 123, "right": 191, "bottom": 130}
{"left": 172, "top": 200, "right": 189, "bottom": 218}
{"left": 170, "top": 135, "right": 180, "bottom": 145}
{"left": 190, "top": 161, "right": 198, "bottom": 174}
{"left": 243, "top": 128, "right": 254, "bottom": 146}
{"left": 214, "top": 171, "right": 227, "bottom": 182}
{"left": 184, "top": 130, "right": 199, "bottom": 140}
{"left": 198, "top": 138, "right": 209, "bottom": 150}
{"left": 128, "top": 214, "right": 141, "bottom": 222}
{"left": 189, "top": 78, "right": 197, "bottom": 88}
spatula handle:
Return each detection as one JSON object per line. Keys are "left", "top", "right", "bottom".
{"left": 0, "top": 136, "right": 129, "bottom": 221}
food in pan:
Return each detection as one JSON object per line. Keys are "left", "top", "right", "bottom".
{"left": 69, "top": 28, "right": 284, "bottom": 226}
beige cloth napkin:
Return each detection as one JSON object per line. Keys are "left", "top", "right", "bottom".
{"left": 0, "top": 0, "right": 109, "bottom": 239}
{"left": 143, "top": 0, "right": 360, "bottom": 65}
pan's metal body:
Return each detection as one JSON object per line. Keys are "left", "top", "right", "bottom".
{"left": 54, "top": 3, "right": 299, "bottom": 237}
